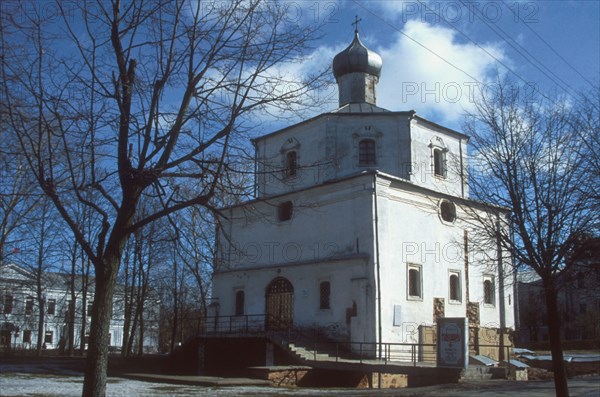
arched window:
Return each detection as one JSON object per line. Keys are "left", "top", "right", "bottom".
{"left": 449, "top": 273, "right": 460, "bottom": 301}
{"left": 433, "top": 148, "right": 446, "bottom": 177}
{"left": 319, "top": 281, "right": 331, "bottom": 309}
{"left": 285, "top": 151, "right": 297, "bottom": 178}
{"left": 359, "top": 139, "right": 376, "bottom": 166}
{"left": 235, "top": 290, "right": 245, "bottom": 316}
{"left": 484, "top": 278, "right": 495, "bottom": 305}
{"left": 408, "top": 266, "right": 422, "bottom": 298}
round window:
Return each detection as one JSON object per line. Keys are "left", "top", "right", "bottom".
{"left": 440, "top": 200, "right": 456, "bottom": 223}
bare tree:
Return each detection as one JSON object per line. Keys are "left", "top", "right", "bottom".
{"left": 572, "top": 84, "right": 600, "bottom": 209}
{"left": 0, "top": 121, "right": 40, "bottom": 265}
{"left": 463, "top": 78, "right": 597, "bottom": 397}
{"left": 120, "top": 210, "right": 166, "bottom": 356}
{"left": 31, "top": 198, "right": 57, "bottom": 356}
{"left": 1, "top": 1, "right": 327, "bottom": 395}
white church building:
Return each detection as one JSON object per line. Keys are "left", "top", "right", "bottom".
{"left": 211, "top": 29, "right": 514, "bottom": 354}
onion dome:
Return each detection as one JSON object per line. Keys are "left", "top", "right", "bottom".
{"left": 333, "top": 31, "right": 383, "bottom": 80}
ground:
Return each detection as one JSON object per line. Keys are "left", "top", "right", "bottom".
{"left": 0, "top": 360, "right": 599, "bottom": 397}
{"left": 0, "top": 372, "right": 599, "bottom": 396}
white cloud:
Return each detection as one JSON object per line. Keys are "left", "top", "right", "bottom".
{"left": 375, "top": 20, "right": 506, "bottom": 125}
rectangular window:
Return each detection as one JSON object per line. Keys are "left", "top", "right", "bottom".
{"left": 45, "top": 331, "right": 53, "bottom": 344}
{"left": 235, "top": 290, "right": 245, "bottom": 316}
{"left": 23, "top": 330, "right": 32, "bottom": 344}
{"left": 47, "top": 299, "right": 56, "bottom": 315}
{"left": 359, "top": 139, "right": 376, "bottom": 166}
{"left": 483, "top": 276, "right": 495, "bottom": 306}
{"left": 319, "top": 281, "right": 331, "bottom": 309}
{"left": 407, "top": 264, "right": 422, "bottom": 299}
{"left": 87, "top": 303, "right": 92, "bottom": 317}
{"left": 25, "top": 296, "right": 34, "bottom": 315}
{"left": 277, "top": 201, "right": 293, "bottom": 222}
{"left": 3, "top": 294, "right": 13, "bottom": 314}
{"left": 449, "top": 271, "right": 461, "bottom": 302}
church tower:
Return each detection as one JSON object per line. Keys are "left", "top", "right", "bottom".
{"left": 333, "top": 29, "right": 382, "bottom": 107}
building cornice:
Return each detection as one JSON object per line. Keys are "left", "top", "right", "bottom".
{"left": 214, "top": 252, "right": 370, "bottom": 275}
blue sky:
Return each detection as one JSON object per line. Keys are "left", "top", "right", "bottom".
{"left": 282, "top": 0, "right": 600, "bottom": 131}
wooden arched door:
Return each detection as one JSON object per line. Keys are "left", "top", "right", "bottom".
{"left": 265, "top": 277, "right": 294, "bottom": 330}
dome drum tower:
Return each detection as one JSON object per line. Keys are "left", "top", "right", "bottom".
{"left": 332, "top": 30, "right": 383, "bottom": 107}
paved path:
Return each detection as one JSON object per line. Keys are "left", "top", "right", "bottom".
{"left": 121, "top": 372, "right": 271, "bottom": 386}
{"left": 0, "top": 372, "right": 598, "bottom": 396}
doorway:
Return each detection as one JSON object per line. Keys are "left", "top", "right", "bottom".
{"left": 265, "top": 277, "right": 294, "bottom": 330}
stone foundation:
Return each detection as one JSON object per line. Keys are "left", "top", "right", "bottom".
{"left": 247, "top": 366, "right": 310, "bottom": 387}
{"left": 369, "top": 372, "right": 409, "bottom": 388}
{"left": 247, "top": 366, "right": 410, "bottom": 388}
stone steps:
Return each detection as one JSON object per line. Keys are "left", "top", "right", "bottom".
{"left": 288, "top": 343, "right": 333, "bottom": 361}
{"left": 460, "top": 366, "right": 493, "bottom": 380}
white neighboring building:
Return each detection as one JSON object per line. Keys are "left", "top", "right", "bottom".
{"left": 211, "top": 30, "right": 514, "bottom": 352}
{"left": 0, "top": 263, "right": 158, "bottom": 353}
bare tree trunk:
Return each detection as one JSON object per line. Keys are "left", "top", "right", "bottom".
{"left": 68, "top": 242, "right": 78, "bottom": 356}
{"left": 137, "top": 311, "right": 145, "bottom": 356}
{"left": 170, "top": 295, "right": 179, "bottom": 352}
{"left": 170, "top": 249, "right": 180, "bottom": 352}
{"left": 83, "top": 259, "right": 118, "bottom": 397}
{"left": 79, "top": 256, "right": 90, "bottom": 356}
{"left": 80, "top": 296, "right": 87, "bottom": 355}
{"left": 136, "top": 266, "right": 150, "bottom": 356}
{"left": 35, "top": 207, "right": 47, "bottom": 356}
{"left": 544, "top": 279, "right": 569, "bottom": 397}
{"left": 36, "top": 304, "right": 45, "bottom": 355}
{"left": 126, "top": 304, "right": 139, "bottom": 356}
{"left": 131, "top": 278, "right": 148, "bottom": 355}
{"left": 121, "top": 240, "right": 133, "bottom": 357}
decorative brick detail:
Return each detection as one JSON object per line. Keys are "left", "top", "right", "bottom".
{"left": 469, "top": 326, "right": 479, "bottom": 355}
{"left": 370, "top": 373, "right": 408, "bottom": 388}
{"left": 467, "top": 302, "right": 480, "bottom": 326}
{"left": 267, "top": 369, "right": 309, "bottom": 387}
{"left": 433, "top": 298, "right": 445, "bottom": 322}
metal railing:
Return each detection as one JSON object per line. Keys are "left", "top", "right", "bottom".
{"left": 198, "top": 315, "right": 513, "bottom": 367}
{"left": 201, "top": 314, "right": 269, "bottom": 335}
{"left": 286, "top": 340, "right": 438, "bottom": 366}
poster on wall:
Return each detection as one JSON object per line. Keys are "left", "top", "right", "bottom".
{"left": 436, "top": 317, "right": 468, "bottom": 368}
